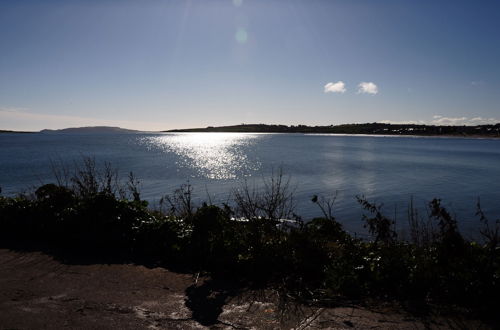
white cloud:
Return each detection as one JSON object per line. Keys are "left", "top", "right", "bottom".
{"left": 430, "top": 116, "right": 467, "bottom": 125}
{"left": 324, "top": 81, "right": 346, "bottom": 93}
{"left": 379, "top": 119, "right": 426, "bottom": 125}
{"left": 358, "top": 82, "right": 378, "bottom": 94}
{"left": 430, "top": 116, "right": 499, "bottom": 125}
{"left": 379, "top": 116, "right": 499, "bottom": 126}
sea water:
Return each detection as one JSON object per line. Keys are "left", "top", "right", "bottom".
{"left": 1, "top": 132, "right": 499, "bottom": 235}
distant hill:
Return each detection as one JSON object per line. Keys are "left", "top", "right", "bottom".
{"left": 40, "top": 126, "right": 140, "bottom": 134}
{"left": 0, "top": 130, "right": 35, "bottom": 134}
{"left": 166, "top": 123, "right": 500, "bottom": 137}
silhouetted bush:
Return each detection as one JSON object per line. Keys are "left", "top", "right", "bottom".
{"left": 0, "top": 163, "right": 499, "bottom": 318}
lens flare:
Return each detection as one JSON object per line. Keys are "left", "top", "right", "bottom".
{"left": 235, "top": 28, "right": 248, "bottom": 44}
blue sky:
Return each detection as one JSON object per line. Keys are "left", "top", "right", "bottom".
{"left": 1, "top": 0, "right": 499, "bottom": 131}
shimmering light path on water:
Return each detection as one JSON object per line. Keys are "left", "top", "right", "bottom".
{"left": 140, "top": 133, "right": 261, "bottom": 179}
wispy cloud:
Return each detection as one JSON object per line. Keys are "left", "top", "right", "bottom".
{"left": 357, "top": 82, "right": 378, "bottom": 94}
{"left": 324, "top": 81, "right": 346, "bottom": 93}
{"left": 0, "top": 106, "right": 28, "bottom": 113}
{"left": 379, "top": 119, "right": 426, "bottom": 125}
{"left": 380, "top": 116, "right": 499, "bottom": 126}
{"left": 0, "top": 108, "right": 165, "bottom": 131}
{"left": 431, "top": 115, "right": 470, "bottom": 125}
{"left": 434, "top": 116, "right": 499, "bottom": 125}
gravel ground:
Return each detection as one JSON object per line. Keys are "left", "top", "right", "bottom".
{"left": 0, "top": 249, "right": 491, "bottom": 329}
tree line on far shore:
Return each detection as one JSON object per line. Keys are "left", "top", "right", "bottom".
{"left": 167, "top": 122, "right": 500, "bottom": 137}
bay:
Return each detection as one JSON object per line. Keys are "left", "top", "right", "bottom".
{"left": 1, "top": 132, "right": 499, "bottom": 236}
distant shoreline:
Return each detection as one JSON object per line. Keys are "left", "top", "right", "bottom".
{"left": 2, "top": 122, "right": 500, "bottom": 139}
{"left": 165, "top": 123, "right": 500, "bottom": 139}
{"left": 164, "top": 131, "right": 500, "bottom": 139}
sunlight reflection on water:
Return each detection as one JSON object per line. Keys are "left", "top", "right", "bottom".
{"left": 141, "top": 133, "right": 262, "bottom": 179}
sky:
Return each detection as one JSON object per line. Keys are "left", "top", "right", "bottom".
{"left": 1, "top": 0, "right": 500, "bottom": 131}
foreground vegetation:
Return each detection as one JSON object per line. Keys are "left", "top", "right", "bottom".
{"left": 1, "top": 160, "right": 499, "bottom": 321}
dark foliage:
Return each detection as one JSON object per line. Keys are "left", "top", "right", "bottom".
{"left": 1, "top": 167, "right": 499, "bottom": 320}
{"left": 357, "top": 196, "right": 396, "bottom": 245}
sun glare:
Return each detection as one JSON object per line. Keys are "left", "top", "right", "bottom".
{"left": 142, "top": 133, "right": 261, "bottom": 179}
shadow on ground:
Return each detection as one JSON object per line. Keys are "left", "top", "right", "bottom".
{"left": 185, "top": 279, "right": 241, "bottom": 326}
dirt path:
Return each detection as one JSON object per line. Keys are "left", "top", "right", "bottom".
{"left": 0, "top": 249, "right": 489, "bottom": 329}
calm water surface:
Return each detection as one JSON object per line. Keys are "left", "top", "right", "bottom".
{"left": 1, "top": 132, "right": 499, "bottom": 235}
